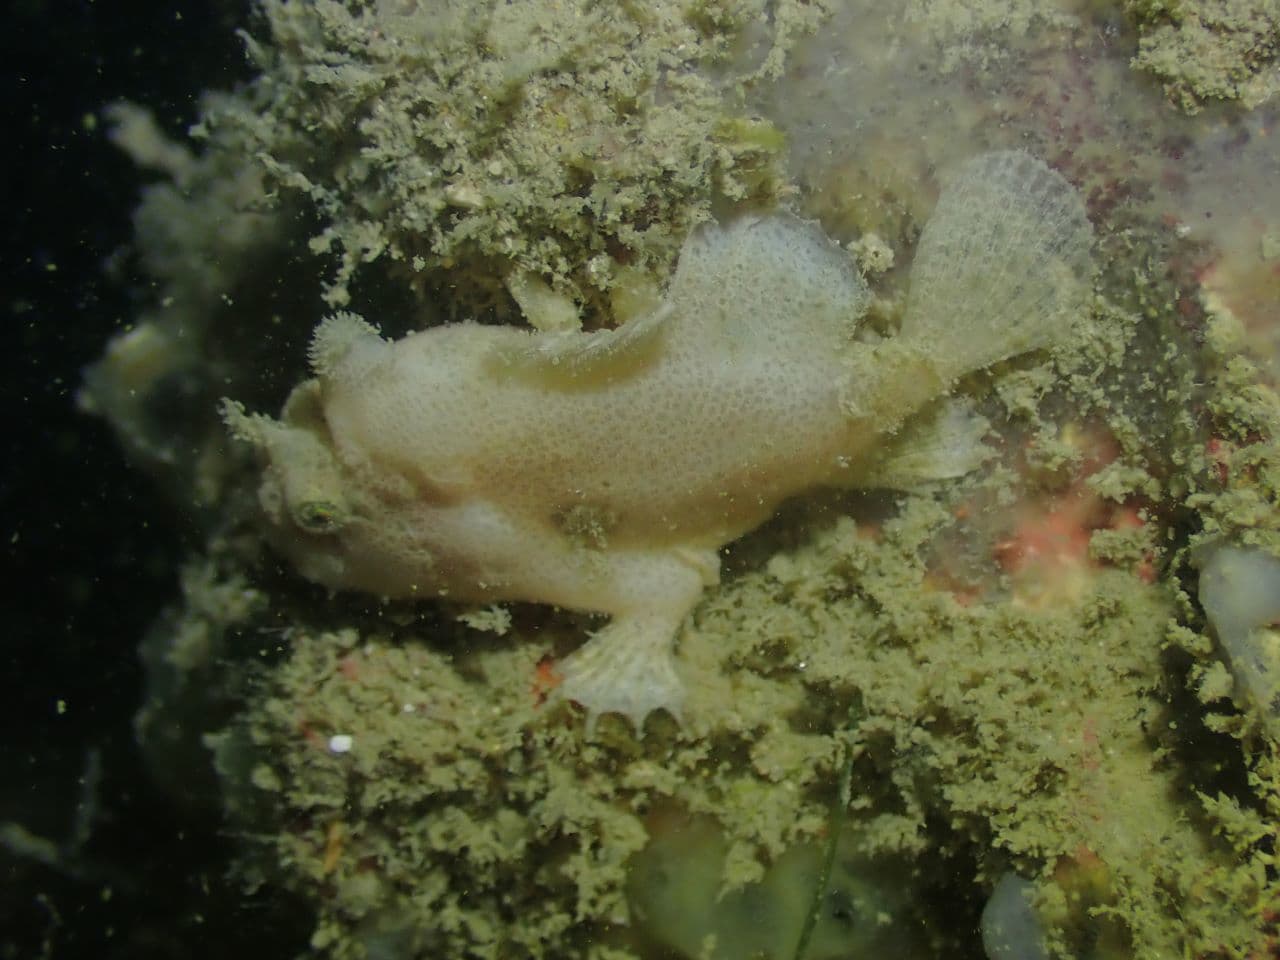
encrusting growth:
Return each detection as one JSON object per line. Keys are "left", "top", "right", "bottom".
{"left": 225, "top": 151, "right": 1094, "bottom": 731}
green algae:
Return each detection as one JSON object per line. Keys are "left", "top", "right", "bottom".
{"left": 1126, "top": 0, "right": 1280, "bottom": 112}
{"left": 214, "top": 0, "right": 819, "bottom": 319}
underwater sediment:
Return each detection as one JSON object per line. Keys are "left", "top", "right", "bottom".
{"left": 84, "top": 1, "right": 1280, "bottom": 958}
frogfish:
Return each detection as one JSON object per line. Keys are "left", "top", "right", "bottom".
{"left": 225, "top": 151, "right": 1094, "bottom": 731}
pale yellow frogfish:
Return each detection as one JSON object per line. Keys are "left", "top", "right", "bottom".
{"left": 224, "top": 151, "right": 1094, "bottom": 731}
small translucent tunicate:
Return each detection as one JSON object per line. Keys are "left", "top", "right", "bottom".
{"left": 981, "top": 873, "right": 1049, "bottom": 960}
{"left": 1198, "top": 545, "right": 1280, "bottom": 728}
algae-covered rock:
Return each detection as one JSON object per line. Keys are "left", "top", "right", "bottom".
{"left": 627, "top": 811, "right": 924, "bottom": 960}
{"left": 215, "top": 0, "right": 817, "bottom": 317}
{"left": 1127, "top": 0, "right": 1280, "bottom": 112}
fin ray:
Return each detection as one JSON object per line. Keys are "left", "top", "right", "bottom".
{"left": 666, "top": 213, "right": 870, "bottom": 350}
{"left": 854, "top": 399, "right": 992, "bottom": 489}
{"left": 487, "top": 303, "right": 672, "bottom": 388}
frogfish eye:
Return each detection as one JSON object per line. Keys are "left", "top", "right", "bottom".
{"left": 292, "top": 500, "right": 346, "bottom": 534}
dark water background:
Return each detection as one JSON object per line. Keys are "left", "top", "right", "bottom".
{"left": 0, "top": 3, "right": 308, "bottom": 956}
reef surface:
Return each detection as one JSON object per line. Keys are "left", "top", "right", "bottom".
{"left": 83, "top": 1, "right": 1280, "bottom": 958}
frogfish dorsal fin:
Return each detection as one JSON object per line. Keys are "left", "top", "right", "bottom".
{"left": 665, "top": 213, "right": 871, "bottom": 353}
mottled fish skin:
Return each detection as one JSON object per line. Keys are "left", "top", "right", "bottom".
{"left": 226, "top": 151, "right": 1093, "bottom": 732}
